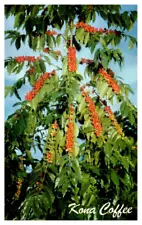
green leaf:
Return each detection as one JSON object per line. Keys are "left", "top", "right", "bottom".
{"left": 87, "top": 195, "right": 95, "bottom": 207}
{"left": 123, "top": 103, "right": 129, "bottom": 117}
{"left": 15, "top": 78, "right": 23, "bottom": 89}
{"left": 97, "top": 136, "right": 103, "bottom": 148}
{"left": 122, "top": 11, "right": 128, "bottom": 24}
{"left": 121, "top": 156, "right": 129, "bottom": 171}
{"left": 44, "top": 184, "right": 55, "bottom": 205}
{"left": 62, "top": 57, "right": 68, "bottom": 75}
{"left": 90, "top": 41, "right": 98, "bottom": 53}
{"left": 47, "top": 35, "right": 53, "bottom": 48}
{"left": 64, "top": 24, "right": 69, "bottom": 38}
{"left": 124, "top": 173, "right": 131, "bottom": 188}
{"left": 61, "top": 180, "right": 69, "bottom": 196}
{"left": 80, "top": 179, "right": 90, "bottom": 196}
{"left": 25, "top": 16, "right": 33, "bottom": 35}
{"left": 51, "top": 35, "right": 56, "bottom": 47}
{"left": 84, "top": 32, "right": 89, "bottom": 46}
{"left": 131, "top": 11, "right": 137, "bottom": 22}
{"left": 128, "top": 110, "right": 135, "bottom": 124}
{"left": 111, "top": 169, "right": 119, "bottom": 187}
{"left": 44, "top": 55, "right": 51, "bottom": 65}
{"left": 99, "top": 81, "right": 109, "bottom": 98}
{"left": 106, "top": 87, "right": 113, "bottom": 99}
{"left": 110, "top": 156, "right": 117, "bottom": 166}
{"left": 120, "top": 101, "right": 125, "bottom": 117}
{"left": 92, "top": 11, "right": 96, "bottom": 22}
{"left": 128, "top": 39, "right": 134, "bottom": 49}
{"left": 55, "top": 177, "right": 60, "bottom": 188}
{"left": 94, "top": 151, "right": 100, "bottom": 166}
{"left": 55, "top": 130, "right": 63, "bottom": 144}
{"left": 32, "top": 37, "right": 38, "bottom": 51}
{"left": 21, "top": 34, "right": 26, "bottom": 44}
{"left": 82, "top": 126, "right": 94, "bottom": 134}
{"left": 39, "top": 59, "right": 46, "bottom": 73}
{"left": 31, "top": 5, "right": 39, "bottom": 16}
{"left": 126, "top": 84, "right": 134, "bottom": 94}
{"left": 46, "top": 114, "right": 53, "bottom": 124}
{"left": 14, "top": 12, "right": 24, "bottom": 29}
{"left": 55, "top": 175, "right": 67, "bottom": 188}
{"left": 12, "top": 102, "right": 23, "bottom": 107}
{"left": 15, "top": 36, "right": 21, "bottom": 50}
{"left": 76, "top": 28, "right": 84, "bottom": 42}
{"left": 104, "top": 142, "right": 112, "bottom": 157}
{"left": 102, "top": 57, "right": 109, "bottom": 70}
{"left": 56, "top": 35, "right": 61, "bottom": 46}
{"left": 73, "top": 145, "right": 79, "bottom": 157}
{"left": 5, "top": 86, "right": 12, "bottom": 98}
{"left": 14, "top": 88, "right": 21, "bottom": 100}
{"left": 78, "top": 99, "right": 86, "bottom": 113}
{"left": 100, "top": 37, "right": 106, "bottom": 47}
{"left": 50, "top": 52, "right": 57, "bottom": 61}
{"left": 7, "top": 60, "right": 16, "bottom": 74}
{"left": 15, "top": 62, "right": 24, "bottom": 74}
{"left": 74, "top": 123, "right": 79, "bottom": 137}
{"left": 10, "top": 86, "right": 15, "bottom": 97}
{"left": 80, "top": 32, "right": 85, "bottom": 44}
{"left": 71, "top": 159, "right": 82, "bottom": 180}
{"left": 75, "top": 74, "right": 83, "bottom": 81}
{"left": 86, "top": 13, "right": 91, "bottom": 23}
{"left": 84, "top": 65, "right": 89, "bottom": 77}
{"left": 39, "top": 36, "right": 45, "bottom": 51}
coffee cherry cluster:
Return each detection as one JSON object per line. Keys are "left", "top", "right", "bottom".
{"left": 80, "top": 83, "right": 90, "bottom": 92}
{"left": 98, "top": 68, "right": 120, "bottom": 94}
{"left": 35, "top": 173, "right": 44, "bottom": 191}
{"left": 43, "top": 47, "right": 50, "bottom": 53}
{"left": 45, "top": 122, "right": 59, "bottom": 163}
{"left": 26, "top": 67, "right": 34, "bottom": 74}
{"left": 107, "top": 68, "right": 115, "bottom": 77}
{"left": 55, "top": 50, "right": 61, "bottom": 56}
{"left": 66, "top": 105, "right": 75, "bottom": 153}
{"left": 51, "top": 121, "right": 59, "bottom": 137}
{"left": 52, "top": 121, "right": 59, "bottom": 129}
{"left": 46, "top": 30, "right": 57, "bottom": 36}
{"left": 76, "top": 22, "right": 119, "bottom": 35}
{"left": 15, "top": 178, "right": 23, "bottom": 198}
{"left": 80, "top": 58, "right": 94, "bottom": 64}
{"left": 81, "top": 87, "right": 103, "bottom": 137}
{"left": 67, "top": 46, "right": 77, "bottom": 72}
{"left": 43, "top": 48, "right": 61, "bottom": 57}
{"left": 25, "top": 70, "right": 56, "bottom": 101}
{"left": 46, "top": 152, "right": 53, "bottom": 163}
{"left": 104, "top": 106, "right": 123, "bottom": 135}
{"left": 15, "top": 56, "right": 41, "bottom": 63}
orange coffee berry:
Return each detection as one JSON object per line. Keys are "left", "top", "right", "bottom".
{"left": 25, "top": 70, "right": 56, "bottom": 101}
{"left": 67, "top": 46, "right": 77, "bottom": 72}
{"left": 98, "top": 68, "right": 120, "bottom": 94}
{"left": 81, "top": 88, "right": 103, "bottom": 137}
{"left": 104, "top": 106, "right": 123, "bottom": 134}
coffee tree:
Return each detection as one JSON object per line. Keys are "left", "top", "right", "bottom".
{"left": 5, "top": 5, "right": 137, "bottom": 220}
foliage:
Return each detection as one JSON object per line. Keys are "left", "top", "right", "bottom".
{"left": 5, "top": 5, "right": 137, "bottom": 220}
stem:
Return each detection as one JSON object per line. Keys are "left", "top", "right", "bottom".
{"left": 43, "top": 164, "right": 48, "bottom": 181}
{"left": 70, "top": 21, "right": 73, "bottom": 46}
{"left": 92, "top": 88, "right": 106, "bottom": 106}
{"left": 32, "top": 142, "right": 45, "bottom": 147}
{"left": 50, "top": 62, "right": 62, "bottom": 70}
